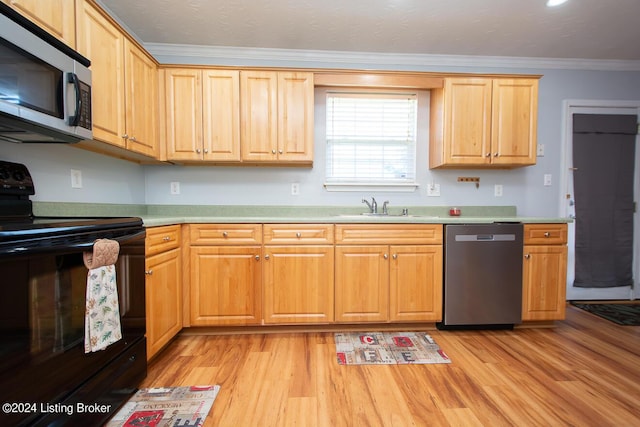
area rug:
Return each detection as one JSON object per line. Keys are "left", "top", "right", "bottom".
{"left": 105, "top": 385, "right": 220, "bottom": 427}
{"left": 335, "top": 332, "right": 451, "bottom": 365}
{"left": 571, "top": 302, "right": 640, "bottom": 326}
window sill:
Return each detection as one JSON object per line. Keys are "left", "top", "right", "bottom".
{"left": 323, "top": 182, "right": 419, "bottom": 192}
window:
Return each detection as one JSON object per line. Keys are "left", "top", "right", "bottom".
{"left": 325, "top": 91, "right": 418, "bottom": 190}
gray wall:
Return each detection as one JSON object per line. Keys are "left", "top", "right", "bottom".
{"left": 3, "top": 59, "right": 640, "bottom": 216}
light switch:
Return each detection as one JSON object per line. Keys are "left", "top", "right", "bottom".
{"left": 494, "top": 184, "right": 503, "bottom": 197}
{"left": 544, "top": 174, "right": 552, "bottom": 186}
{"left": 537, "top": 144, "right": 545, "bottom": 157}
{"left": 170, "top": 181, "right": 180, "bottom": 195}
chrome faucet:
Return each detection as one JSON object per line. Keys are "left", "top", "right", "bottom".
{"left": 362, "top": 197, "right": 377, "bottom": 214}
{"left": 382, "top": 200, "right": 389, "bottom": 215}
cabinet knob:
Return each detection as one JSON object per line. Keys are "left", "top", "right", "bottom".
{"left": 486, "top": 153, "right": 491, "bottom": 157}
{"left": 383, "top": 253, "right": 388, "bottom": 259}
{"left": 272, "top": 149, "right": 277, "bottom": 154}
{"left": 204, "top": 149, "right": 209, "bottom": 154}
{"left": 544, "top": 232, "right": 551, "bottom": 237}
{"left": 196, "top": 148, "right": 201, "bottom": 154}
{"left": 265, "top": 254, "right": 270, "bottom": 260}
{"left": 163, "top": 236, "right": 171, "bottom": 241}
{"left": 255, "top": 255, "right": 260, "bottom": 261}
{"left": 279, "top": 149, "right": 283, "bottom": 155}
{"left": 130, "top": 136, "right": 137, "bottom": 142}
{"left": 524, "top": 254, "right": 531, "bottom": 259}
{"left": 145, "top": 269, "right": 153, "bottom": 275}
{"left": 392, "top": 254, "right": 397, "bottom": 260}
{"left": 295, "top": 232, "right": 302, "bottom": 238}
{"left": 494, "top": 152, "right": 500, "bottom": 157}
{"left": 121, "top": 134, "right": 129, "bottom": 139}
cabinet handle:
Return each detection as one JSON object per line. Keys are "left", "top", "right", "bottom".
{"left": 494, "top": 152, "right": 500, "bottom": 157}
{"left": 204, "top": 149, "right": 209, "bottom": 154}
{"left": 279, "top": 149, "right": 283, "bottom": 155}
{"left": 196, "top": 148, "right": 201, "bottom": 154}
{"left": 383, "top": 253, "right": 388, "bottom": 259}
{"left": 265, "top": 254, "right": 270, "bottom": 260}
{"left": 295, "top": 232, "right": 302, "bottom": 238}
{"left": 145, "top": 269, "right": 153, "bottom": 275}
{"left": 121, "top": 134, "right": 129, "bottom": 139}
{"left": 272, "top": 149, "right": 276, "bottom": 154}
{"left": 255, "top": 255, "right": 260, "bottom": 261}
{"left": 486, "top": 153, "right": 491, "bottom": 157}
{"left": 222, "top": 231, "right": 228, "bottom": 238}
{"left": 544, "top": 232, "right": 551, "bottom": 237}
{"left": 392, "top": 254, "right": 397, "bottom": 260}
{"left": 524, "top": 254, "right": 531, "bottom": 259}
{"left": 163, "top": 236, "right": 171, "bottom": 241}
{"left": 130, "top": 136, "right": 137, "bottom": 142}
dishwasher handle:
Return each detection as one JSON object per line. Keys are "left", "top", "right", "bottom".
{"left": 455, "top": 234, "right": 517, "bottom": 242}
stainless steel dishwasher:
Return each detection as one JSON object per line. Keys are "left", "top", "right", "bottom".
{"left": 438, "top": 223, "right": 524, "bottom": 329}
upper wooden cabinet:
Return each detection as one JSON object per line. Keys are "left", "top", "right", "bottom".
{"left": 3, "top": 0, "right": 76, "bottom": 47}
{"left": 75, "top": 1, "right": 158, "bottom": 158}
{"left": 430, "top": 77, "right": 538, "bottom": 168}
{"left": 162, "top": 68, "right": 240, "bottom": 162}
{"left": 240, "top": 71, "right": 314, "bottom": 164}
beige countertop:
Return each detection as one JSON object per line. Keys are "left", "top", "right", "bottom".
{"left": 32, "top": 202, "right": 571, "bottom": 227}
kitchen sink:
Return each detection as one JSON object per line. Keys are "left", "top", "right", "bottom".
{"left": 334, "top": 213, "right": 439, "bottom": 219}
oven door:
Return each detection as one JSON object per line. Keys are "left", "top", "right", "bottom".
{"left": 0, "top": 228, "right": 146, "bottom": 426}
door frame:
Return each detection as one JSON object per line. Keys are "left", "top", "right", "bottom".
{"left": 560, "top": 99, "right": 640, "bottom": 300}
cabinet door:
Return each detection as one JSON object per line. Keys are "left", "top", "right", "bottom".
{"left": 389, "top": 245, "right": 443, "bottom": 322}
{"left": 164, "top": 68, "right": 203, "bottom": 161}
{"left": 491, "top": 78, "right": 538, "bottom": 166}
{"left": 190, "top": 246, "right": 262, "bottom": 325}
{"left": 277, "top": 72, "right": 314, "bottom": 163}
{"left": 124, "top": 39, "right": 158, "bottom": 157}
{"left": 203, "top": 70, "right": 241, "bottom": 161}
{"left": 335, "top": 245, "right": 389, "bottom": 322}
{"left": 443, "top": 78, "right": 492, "bottom": 166}
{"left": 522, "top": 245, "right": 568, "bottom": 321}
{"left": 240, "top": 71, "right": 278, "bottom": 162}
{"left": 6, "top": 0, "right": 76, "bottom": 47}
{"left": 75, "top": 1, "right": 126, "bottom": 147}
{"left": 263, "top": 245, "right": 334, "bottom": 324}
{"left": 145, "top": 248, "right": 182, "bottom": 360}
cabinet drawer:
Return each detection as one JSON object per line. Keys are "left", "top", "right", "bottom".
{"left": 190, "top": 224, "right": 262, "bottom": 245}
{"left": 145, "top": 225, "right": 181, "bottom": 256}
{"left": 524, "top": 223, "right": 568, "bottom": 245}
{"left": 335, "top": 224, "right": 443, "bottom": 245}
{"left": 263, "top": 224, "right": 334, "bottom": 245}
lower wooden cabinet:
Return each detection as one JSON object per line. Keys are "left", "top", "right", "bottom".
{"left": 522, "top": 224, "right": 568, "bottom": 321}
{"left": 263, "top": 245, "right": 334, "bottom": 324}
{"left": 190, "top": 246, "right": 262, "bottom": 326}
{"left": 334, "top": 224, "right": 444, "bottom": 323}
{"left": 145, "top": 225, "right": 182, "bottom": 359}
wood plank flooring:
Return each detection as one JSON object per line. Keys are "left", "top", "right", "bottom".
{"left": 141, "top": 305, "right": 640, "bottom": 426}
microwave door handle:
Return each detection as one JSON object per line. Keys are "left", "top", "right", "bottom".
{"left": 67, "top": 73, "right": 81, "bottom": 126}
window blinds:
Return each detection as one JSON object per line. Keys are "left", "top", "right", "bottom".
{"left": 325, "top": 92, "right": 417, "bottom": 183}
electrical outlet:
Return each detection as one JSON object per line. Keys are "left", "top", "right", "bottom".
{"left": 170, "top": 181, "right": 180, "bottom": 195}
{"left": 427, "top": 183, "right": 440, "bottom": 197}
{"left": 537, "top": 144, "right": 545, "bottom": 157}
{"left": 70, "top": 169, "right": 82, "bottom": 188}
{"left": 544, "top": 174, "right": 552, "bottom": 186}
{"left": 291, "top": 183, "right": 300, "bottom": 196}
{"left": 494, "top": 184, "right": 503, "bottom": 197}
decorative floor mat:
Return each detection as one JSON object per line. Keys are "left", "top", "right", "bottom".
{"left": 105, "top": 385, "right": 220, "bottom": 427}
{"left": 335, "top": 332, "right": 451, "bottom": 365}
{"left": 571, "top": 302, "right": 640, "bottom": 326}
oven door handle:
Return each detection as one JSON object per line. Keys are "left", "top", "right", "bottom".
{"left": 69, "top": 230, "right": 146, "bottom": 250}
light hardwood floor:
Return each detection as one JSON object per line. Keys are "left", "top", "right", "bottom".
{"left": 142, "top": 305, "right": 640, "bottom": 426}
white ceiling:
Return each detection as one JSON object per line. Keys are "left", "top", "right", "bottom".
{"left": 99, "top": 0, "right": 640, "bottom": 62}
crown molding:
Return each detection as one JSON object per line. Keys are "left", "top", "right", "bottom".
{"left": 145, "top": 43, "right": 640, "bottom": 72}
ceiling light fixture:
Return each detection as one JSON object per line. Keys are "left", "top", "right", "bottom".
{"left": 546, "top": 0, "right": 569, "bottom": 6}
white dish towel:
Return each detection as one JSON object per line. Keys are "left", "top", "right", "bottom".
{"left": 84, "top": 239, "right": 122, "bottom": 353}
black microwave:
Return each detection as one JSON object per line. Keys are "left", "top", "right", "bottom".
{"left": 0, "top": 3, "right": 92, "bottom": 143}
